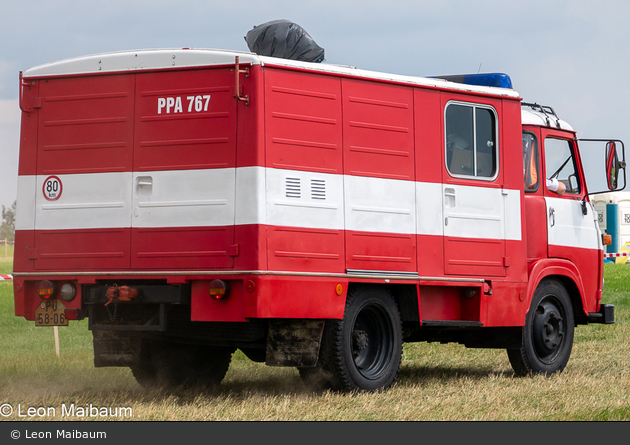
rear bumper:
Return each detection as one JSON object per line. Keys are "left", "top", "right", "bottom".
{"left": 588, "top": 304, "right": 615, "bottom": 324}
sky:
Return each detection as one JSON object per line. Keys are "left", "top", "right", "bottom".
{"left": 1, "top": 0, "right": 629, "bottom": 209}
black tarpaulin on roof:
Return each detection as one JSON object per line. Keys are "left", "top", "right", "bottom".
{"left": 245, "top": 20, "right": 325, "bottom": 63}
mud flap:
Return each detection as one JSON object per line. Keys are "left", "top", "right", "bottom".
{"left": 265, "top": 320, "right": 324, "bottom": 367}
{"left": 92, "top": 330, "right": 142, "bottom": 368}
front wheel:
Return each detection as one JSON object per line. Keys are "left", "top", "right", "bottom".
{"left": 507, "top": 279, "right": 574, "bottom": 376}
{"left": 300, "top": 286, "right": 403, "bottom": 392}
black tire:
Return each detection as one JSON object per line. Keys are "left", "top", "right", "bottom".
{"left": 133, "top": 340, "right": 234, "bottom": 389}
{"left": 507, "top": 279, "right": 574, "bottom": 376}
{"left": 130, "top": 339, "right": 158, "bottom": 388}
{"left": 300, "top": 286, "right": 403, "bottom": 392}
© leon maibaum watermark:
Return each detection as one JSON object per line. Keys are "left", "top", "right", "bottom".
{"left": 10, "top": 429, "right": 107, "bottom": 440}
{"left": 0, "top": 402, "right": 133, "bottom": 419}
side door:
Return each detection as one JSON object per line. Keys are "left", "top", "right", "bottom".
{"left": 542, "top": 131, "right": 599, "bottom": 256}
{"left": 442, "top": 100, "right": 511, "bottom": 277}
{"left": 541, "top": 130, "right": 601, "bottom": 306}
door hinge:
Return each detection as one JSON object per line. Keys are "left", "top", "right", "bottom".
{"left": 229, "top": 244, "right": 239, "bottom": 257}
{"left": 503, "top": 256, "right": 511, "bottom": 267}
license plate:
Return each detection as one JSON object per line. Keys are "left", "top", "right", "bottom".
{"left": 35, "top": 299, "right": 68, "bottom": 326}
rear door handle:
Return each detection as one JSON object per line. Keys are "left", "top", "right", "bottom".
{"left": 136, "top": 176, "right": 153, "bottom": 196}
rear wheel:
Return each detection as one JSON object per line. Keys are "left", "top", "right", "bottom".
{"left": 300, "top": 286, "right": 403, "bottom": 392}
{"left": 130, "top": 339, "right": 157, "bottom": 387}
{"left": 508, "top": 279, "right": 574, "bottom": 376}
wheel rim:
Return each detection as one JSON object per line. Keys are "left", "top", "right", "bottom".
{"left": 532, "top": 297, "right": 565, "bottom": 365}
{"left": 351, "top": 303, "right": 394, "bottom": 380}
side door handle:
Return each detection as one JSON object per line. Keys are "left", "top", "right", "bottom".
{"left": 444, "top": 187, "right": 456, "bottom": 207}
{"left": 549, "top": 207, "right": 556, "bottom": 227}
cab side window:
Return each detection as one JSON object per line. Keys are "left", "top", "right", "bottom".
{"left": 522, "top": 132, "right": 539, "bottom": 192}
{"left": 446, "top": 102, "right": 498, "bottom": 179}
{"left": 544, "top": 137, "right": 580, "bottom": 194}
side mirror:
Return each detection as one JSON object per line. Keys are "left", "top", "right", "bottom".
{"left": 606, "top": 141, "right": 619, "bottom": 190}
{"left": 577, "top": 137, "right": 626, "bottom": 201}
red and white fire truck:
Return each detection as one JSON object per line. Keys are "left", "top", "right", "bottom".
{"left": 13, "top": 48, "right": 625, "bottom": 392}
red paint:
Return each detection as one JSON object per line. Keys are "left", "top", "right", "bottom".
{"left": 342, "top": 79, "right": 415, "bottom": 181}
{"left": 245, "top": 275, "right": 347, "bottom": 319}
{"left": 267, "top": 225, "right": 345, "bottom": 273}
{"left": 33, "top": 228, "right": 131, "bottom": 271}
{"left": 131, "top": 226, "right": 235, "bottom": 270}
{"left": 345, "top": 230, "right": 417, "bottom": 272}
{"left": 134, "top": 68, "right": 238, "bottom": 172}
{"left": 264, "top": 68, "right": 343, "bottom": 174}
{"left": 191, "top": 279, "right": 246, "bottom": 322}
{"left": 36, "top": 74, "right": 135, "bottom": 175}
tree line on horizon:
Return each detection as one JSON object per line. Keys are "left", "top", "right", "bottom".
{"left": 1, "top": 200, "right": 15, "bottom": 241}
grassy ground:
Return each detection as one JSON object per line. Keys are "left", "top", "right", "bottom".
{"left": 0, "top": 244, "right": 13, "bottom": 275}
{"left": 1, "top": 262, "right": 629, "bottom": 421}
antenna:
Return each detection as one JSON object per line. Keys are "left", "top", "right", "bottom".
{"left": 477, "top": 63, "right": 482, "bottom": 74}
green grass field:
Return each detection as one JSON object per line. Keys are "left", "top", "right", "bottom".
{"left": 0, "top": 244, "right": 13, "bottom": 275}
{"left": 1, "top": 259, "right": 630, "bottom": 421}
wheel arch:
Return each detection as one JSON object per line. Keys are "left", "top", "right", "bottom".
{"left": 345, "top": 282, "right": 418, "bottom": 323}
{"left": 526, "top": 258, "right": 588, "bottom": 323}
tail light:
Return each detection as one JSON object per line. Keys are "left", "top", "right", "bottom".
{"left": 209, "top": 279, "right": 229, "bottom": 300}
{"left": 37, "top": 280, "right": 56, "bottom": 300}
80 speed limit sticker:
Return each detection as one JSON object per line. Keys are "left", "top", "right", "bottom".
{"left": 43, "top": 176, "right": 63, "bottom": 201}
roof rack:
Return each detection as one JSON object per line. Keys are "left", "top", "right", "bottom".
{"left": 521, "top": 102, "right": 561, "bottom": 129}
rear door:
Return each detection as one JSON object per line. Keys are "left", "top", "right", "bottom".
{"left": 131, "top": 68, "right": 238, "bottom": 269}
{"left": 33, "top": 74, "right": 135, "bottom": 270}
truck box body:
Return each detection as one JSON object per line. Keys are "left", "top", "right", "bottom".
{"left": 13, "top": 49, "right": 619, "bottom": 391}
